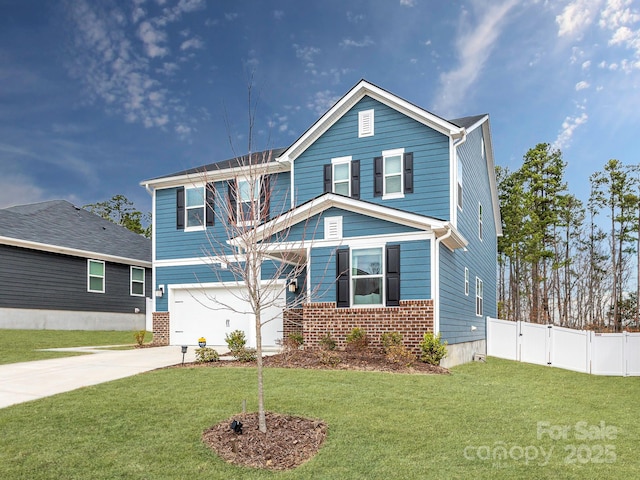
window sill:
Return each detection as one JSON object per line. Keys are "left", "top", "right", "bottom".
{"left": 382, "top": 193, "right": 404, "bottom": 200}
{"left": 184, "top": 226, "right": 206, "bottom": 232}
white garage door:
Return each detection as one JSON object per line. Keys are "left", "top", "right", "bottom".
{"left": 169, "top": 285, "right": 285, "bottom": 347}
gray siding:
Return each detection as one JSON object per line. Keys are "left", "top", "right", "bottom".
{"left": 0, "top": 244, "right": 151, "bottom": 314}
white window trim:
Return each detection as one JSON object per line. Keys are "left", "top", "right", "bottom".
{"left": 237, "top": 177, "right": 261, "bottom": 226}
{"left": 464, "top": 267, "right": 469, "bottom": 296}
{"left": 350, "top": 244, "right": 385, "bottom": 307}
{"left": 478, "top": 202, "right": 483, "bottom": 241}
{"left": 331, "top": 156, "right": 352, "bottom": 197}
{"left": 130, "top": 266, "right": 145, "bottom": 297}
{"left": 88, "top": 259, "right": 105, "bottom": 294}
{"left": 185, "top": 186, "right": 206, "bottom": 232}
{"left": 476, "top": 277, "right": 483, "bottom": 316}
{"left": 382, "top": 148, "right": 405, "bottom": 200}
{"left": 358, "top": 109, "right": 374, "bottom": 137}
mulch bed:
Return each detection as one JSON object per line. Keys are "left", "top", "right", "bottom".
{"left": 193, "top": 348, "right": 448, "bottom": 470}
{"left": 202, "top": 412, "right": 327, "bottom": 470}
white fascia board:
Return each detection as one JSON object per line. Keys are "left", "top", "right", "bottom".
{"left": 155, "top": 254, "right": 246, "bottom": 268}
{"left": 0, "top": 236, "right": 151, "bottom": 268}
{"left": 228, "top": 193, "right": 468, "bottom": 250}
{"left": 140, "top": 160, "right": 290, "bottom": 190}
{"left": 279, "top": 80, "right": 464, "bottom": 164}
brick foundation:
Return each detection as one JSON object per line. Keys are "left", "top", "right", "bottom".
{"left": 151, "top": 312, "right": 170, "bottom": 346}
{"left": 296, "top": 300, "right": 434, "bottom": 354}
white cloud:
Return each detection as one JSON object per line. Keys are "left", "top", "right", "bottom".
{"left": 307, "top": 90, "right": 341, "bottom": 116}
{"left": 582, "top": 60, "right": 591, "bottom": 69}
{"left": 273, "top": 10, "right": 284, "bottom": 20}
{"left": 575, "top": 80, "right": 590, "bottom": 90}
{"left": 553, "top": 111, "right": 589, "bottom": 150}
{"left": 556, "top": 0, "right": 604, "bottom": 38}
{"left": 138, "top": 21, "right": 168, "bottom": 58}
{"left": 433, "top": 0, "right": 517, "bottom": 115}
{"left": 225, "top": 12, "right": 238, "bottom": 21}
{"left": 0, "top": 174, "right": 46, "bottom": 209}
{"left": 339, "top": 36, "right": 374, "bottom": 48}
{"left": 180, "top": 37, "right": 204, "bottom": 50}
{"left": 400, "top": 0, "right": 416, "bottom": 6}
{"left": 347, "top": 11, "right": 365, "bottom": 23}
{"left": 64, "top": 0, "right": 203, "bottom": 137}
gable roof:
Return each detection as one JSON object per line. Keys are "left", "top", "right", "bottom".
{"left": 277, "top": 79, "right": 466, "bottom": 164}
{"left": 0, "top": 200, "right": 151, "bottom": 266}
{"left": 228, "top": 193, "right": 468, "bottom": 251}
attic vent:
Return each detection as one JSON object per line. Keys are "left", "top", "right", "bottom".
{"left": 324, "top": 216, "right": 343, "bottom": 240}
{"left": 358, "top": 109, "right": 374, "bottom": 138}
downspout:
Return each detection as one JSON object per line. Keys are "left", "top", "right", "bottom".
{"left": 144, "top": 183, "right": 157, "bottom": 327}
{"left": 451, "top": 130, "right": 467, "bottom": 227}
{"left": 433, "top": 228, "right": 453, "bottom": 336}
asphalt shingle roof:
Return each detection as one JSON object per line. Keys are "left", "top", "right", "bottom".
{"left": 0, "top": 200, "right": 151, "bottom": 263}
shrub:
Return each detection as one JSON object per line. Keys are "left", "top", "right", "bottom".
{"left": 319, "top": 333, "right": 336, "bottom": 351}
{"left": 225, "top": 330, "right": 247, "bottom": 353}
{"left": 316, "top": 350, "right": 341, "bottom": 367}
{"left": 133, "top": 330, "right": 146, "bottom": 346}
{"left": 195, "top": 347, "right": 219, "bottom": 363}
{"left": 345, "top": 327, "right": 369, "bottom": 351}
{"left": 385, "top": 344, "right": 416, "bottom": 367}
{"left": 380, "top": 331, "right": 403, "bottom": 351}
{"left": 232, "top": 347, "right": 257, "bottom": 362}
{"left": 286, "top": 333, "right": 304, "bottom": 349}
{"left": 419, "top": 332, "right": 448, "bottom": 365}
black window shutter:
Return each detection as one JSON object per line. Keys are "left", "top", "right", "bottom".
{"left": 260, "top": 175, "right": 270, "bottom": 221}
{"left": 205, "top": 183, "right": 215, "bottom": 227}
{"left": 374, "top": 156, "right": 383, "bottom": 197}
{"left": 336, "top": 248, "right": 350, "bottom": 308}
{"left": 176, "top": 187, "right": 185, "bottom": 229}
{"left": 385, "top": 244, "right": 401, "bottom": 306}
{"left": 351, "top": 159, "right": 360, "bottom": 199}
{"left": 323, "top": 164, "right": 332, "bottom": 193}
{"left": 403, "top": 152, "right": 414, "bottom": 194}
{"left": 228, "top": 180, "right": 237, "bottom": 224}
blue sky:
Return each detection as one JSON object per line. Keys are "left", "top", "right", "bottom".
{"left": 1, "top": 0, "right": 639, "bottom": 214}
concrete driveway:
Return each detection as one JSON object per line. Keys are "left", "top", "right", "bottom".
{"left": 0, "top": 345, "right": 203, "bottom": 409}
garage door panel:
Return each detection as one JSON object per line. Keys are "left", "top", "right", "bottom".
{"left": 169, "top": 286, "right": 284, "bottom": 347}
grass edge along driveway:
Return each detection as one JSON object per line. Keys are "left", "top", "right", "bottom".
{"left": 0, "top": 357, "right": 638, "bottom": 479}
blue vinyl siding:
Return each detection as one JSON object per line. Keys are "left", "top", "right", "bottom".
{"left": 309, "top": 240, "right": 430, "bottom": 304}
{"left": 293, "top": 96, "right": 451, "bottom": 220}
{"left": 155, "top": 172, "right": 290, "bottom": 261}
{"left": 284, "top": 207, "right": 423, "bottom": 243}
{"left": 439, "top": 126, "right": 497, "bottom": 344}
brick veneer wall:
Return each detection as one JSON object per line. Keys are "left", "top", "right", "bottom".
{"left": 300, "top": 300, "right": 434, "bottom": 354}
{"left": 151, "top": 312, "right": 170, "bottom": 346}
{"left": 283, "top": 308, "right": 304, "bottom": 338}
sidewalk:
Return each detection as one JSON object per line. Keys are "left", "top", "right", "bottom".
{"left": 0, "top": 345, "right": 201, "bottom": 409}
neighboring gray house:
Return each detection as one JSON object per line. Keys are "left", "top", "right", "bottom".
{"left": 0, "top": 200, "right": 151, "bottom": 330}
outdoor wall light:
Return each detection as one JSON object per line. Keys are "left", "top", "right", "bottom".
{"left": 471, "top": 325, "right": 477, "bottom": 331}
{"left": 288, "top": 279, "right": 298, "bottom": 293}
{"left": 155, "top": 285, "right": 165, "bottom": 297}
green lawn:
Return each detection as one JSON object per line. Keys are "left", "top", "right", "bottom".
{"left": 0, "top": 329, "right": 150, "bottom": 364}
{"left": 0, "top": 357, "right": 637, "bottom": 479}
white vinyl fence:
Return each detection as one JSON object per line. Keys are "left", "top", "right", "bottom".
{"left": 487, "top": 317, "right": 640, "bottom": 376}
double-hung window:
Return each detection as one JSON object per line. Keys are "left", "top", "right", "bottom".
{"left": 238, "top": 178, "right": 260, "bottom": 224}
{"left": 464, "top": 267, "right": 469, "bottom": 296}
{"left": 383, "top": 148, "right": 404, "bottom": 197}
{"left": 476, "top": 277, "right": 484, "bottom": 316}
{"left": 332, "top": 157, "right": 351, "bottom": 196}
{"left": 131, "top": 267, "right": 145, "bottom": 296}
{"left": 88, "top": 260, "right": 105, "bottom": 293}
{"left": 185, "top": 186, "right": 205, "bottom": 230}
{"left": 351, "top": 247, "right": 383, "bottom": 306}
